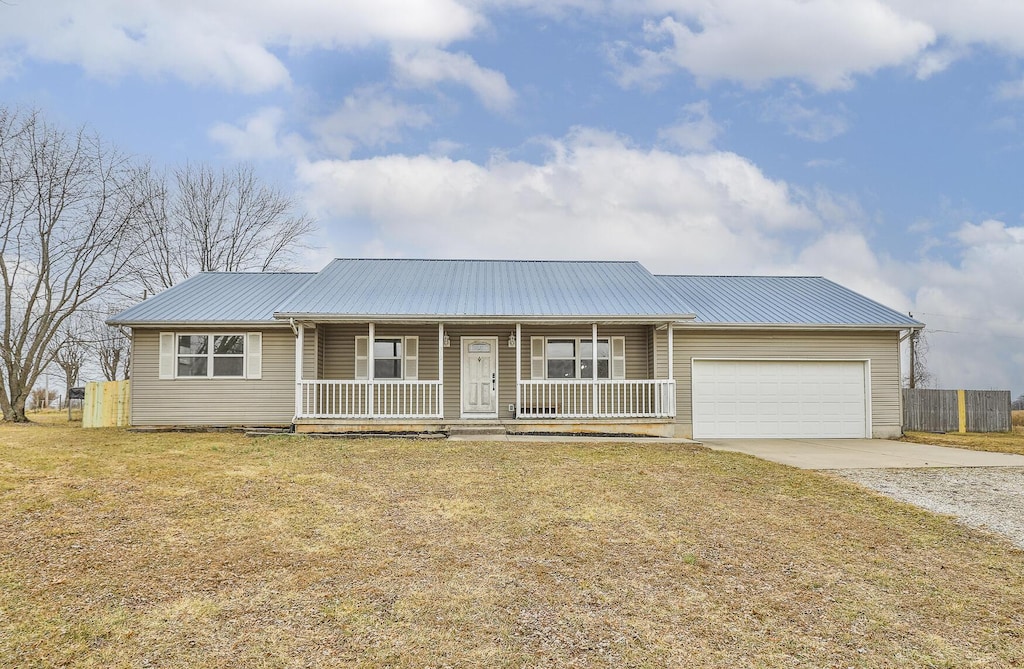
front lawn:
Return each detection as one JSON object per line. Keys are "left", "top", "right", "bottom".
{"left": 1, "top": 421, "right": 1022, "bottom": 667}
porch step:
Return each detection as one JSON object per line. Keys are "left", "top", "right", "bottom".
{"left": 447, "top": 425, "right": 507, "bottom": 437}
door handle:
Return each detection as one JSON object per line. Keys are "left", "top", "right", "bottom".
{"left": 492, "top": 372, "right": 496, "bottom": 391}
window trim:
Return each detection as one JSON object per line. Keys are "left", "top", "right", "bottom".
{"left": 174, "top": 333, "right": 246, "bottom": 380}
{"left": 355, "top": 335, "right": 420, "bottom": 381}
{"left": 544, "top": 337, "right": 612, "bottom": 380}
{"left": 530, "top": 335, "right": 626, "bottom": 381}
{"left": 373, "top": 337, "right": 404, "bottom": 380}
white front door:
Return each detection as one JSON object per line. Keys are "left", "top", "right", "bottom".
{"left": 462, "top": 337, "right": 497, "bottom": 416}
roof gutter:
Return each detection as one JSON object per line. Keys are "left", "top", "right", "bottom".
{"left": 272, "top": 313, "right": 698, "bottom": 324}
{"left": 104, "top": 320, "right": 293, "bottom": 329}
{"left": 675, "top": 322, "right": 925, "bottom": 331}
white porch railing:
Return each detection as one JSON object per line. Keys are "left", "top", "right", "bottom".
{"left": 517, "top": 379, "right": 676, "bottom": 419}
{"left": 297, "top": 380, "right": 443, "bottom": 419}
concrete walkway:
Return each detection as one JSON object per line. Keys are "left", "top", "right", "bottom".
{"left": 700, "top": 438, "right": 1024, "bottom": 470}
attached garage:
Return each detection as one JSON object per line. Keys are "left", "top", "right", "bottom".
{"left": 691, "top": 359, "right": 869, "bottom": 439}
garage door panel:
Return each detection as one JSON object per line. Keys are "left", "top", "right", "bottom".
{"left": 693, "top": 360, "right": 867, "bottom": 439}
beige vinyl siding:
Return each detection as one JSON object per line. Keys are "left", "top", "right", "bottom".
{"left": 302, "top": 326, "right": 317, "bottom": 379}
{"left": 320, "top": 324, "right": 440, "bottom": 381}
{"left": 672, "top": 329, "right": 902, "bottom": 438}
{"left": 518, "top": 325, "right": 651, "bottom": 382}
{"left": 443, "top": 326, "right": 516, "bottom": 419}
{"left": 131, "top": 328, "right": 295, "bottom": 426}
{"left": 653, "top": 329, "right": 669, "bottom": 379}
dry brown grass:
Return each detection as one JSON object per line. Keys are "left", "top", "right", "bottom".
{"left": 2, "top": 422, "right": 1023, "bottom": 668}
{"left": 903, "top": 426, "right": 1024, "bottom": 456}
{"left": 1013, "top": 410, "right": 1024, "bottom": 428}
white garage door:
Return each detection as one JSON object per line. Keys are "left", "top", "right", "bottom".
{"left": 692, "top": 360, "right": 868, "bottom": 439}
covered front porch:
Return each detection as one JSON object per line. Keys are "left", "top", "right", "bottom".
{"left": 291, "top": 320, "right": 677, "bottom": 433}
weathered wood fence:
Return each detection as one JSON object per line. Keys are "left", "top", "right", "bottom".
{"left": 903, "top": 389, "right": 1011, "bottom": 433}
{"left": 82, "top": 380, "right": 131, "bottom": 428}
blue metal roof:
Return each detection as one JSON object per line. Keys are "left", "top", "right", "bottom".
{"left": 108, "top": 272, "right": 316, "bottom": 325}
{"left": 106, "top": 262, "right": 923, "bottom": 329}
{"left": 657, "top": 275, "right": 922, "bottom": 327}
{"left": 274, "top": 259, "right": 694, "bottom": 319}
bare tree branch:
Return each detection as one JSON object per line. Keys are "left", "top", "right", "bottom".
{"left": 0, "top": 106, "right": 147, "bottom": 422}
{"left": 129, "top": 163, "right": 315, "bottom": 294}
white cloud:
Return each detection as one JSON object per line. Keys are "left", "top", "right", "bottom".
{"left": 762, "top": 89, "right": 850, "bottom": 142}
{"left": 392, "top": 48, "right": 516, "bottom": 111}
{"left": 0, "top": 0, "right": 480, "bottom": 92}
{"left": 995, "top": 77, "right": 1024, "bottom": 100}
{"left": 657, "top": 100, "right": 722, "bottom": 152}
{"left": 903, "top": 219, "right": 1024, "bottom": 391}
{"left": 604, "top": 1, "right": 1024, "bottom": 91}
{"left": 297, "top": 127, "right": 821, "bottom": 274}
{"left": 614, "top": 1, "right": 935, "bottom": 91}
{"left": 889, "top": 0, "right": 1024, "bottom": 56}
{"left": 312, "top": 87, "right": 432, "bottom": 158}
{"left": 209, "top": 107, "right": 307, "bottom": 160}
{"left": 914, "top": 45, "right": 966, "bottom": 79}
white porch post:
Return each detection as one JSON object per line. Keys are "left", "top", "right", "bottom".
{"left": 438, "top": 323, "right": 445, "bottom": 419}
{"left": 295, "top": 324, "right": 304, "bottom": 418}
{"left": 515, "top": 323, "right": 522, "bottom": 418}
{"left": 592, "top": 322, "right": 599, "bottom": 417}
{"left": 368, "top": 322, "right": 375, "bottom": 418}
{"left": 667, "top": 323, "right": 674, "bottom": 416}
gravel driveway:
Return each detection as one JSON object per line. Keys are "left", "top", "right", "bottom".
{"left": 833, "top": 467, "right": 1024, "bottom": 549}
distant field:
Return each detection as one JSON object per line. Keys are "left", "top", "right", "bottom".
{"left": 1014, "top": 410, "right": 1024, "bottom": 428}
{"left": 2, "top": 420, "right": 1023, "bottom": 667}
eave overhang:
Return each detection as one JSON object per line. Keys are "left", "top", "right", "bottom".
{"left": 272, "top": 312, "right": 697, "bottom": 325}
{"left": 675, "top": 322, "right": 924, "bottom": 331}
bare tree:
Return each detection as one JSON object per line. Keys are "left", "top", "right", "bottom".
{"left": 90, "top": 305, "right": 131, "bottom": 381}
{"left": 0, "top": 107, "right": 147, "bottom": 422}
{"left": 130, "top": 163, "right": 315, "bottom": 293}
{"left": 27, "top": 387, "right": 59, "bottom": 411}
{"left": 906, "top": 328, "right": 933, "bottom": 389}
{"left": 51, "top": 320, "right": 88, "bottom": 408}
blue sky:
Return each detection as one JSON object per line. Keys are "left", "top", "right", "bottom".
{"left": 2, "top": 0, "right": 1023, "bottom": 394}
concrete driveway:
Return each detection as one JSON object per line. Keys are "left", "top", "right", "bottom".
{"left": 700, "top": 438, "right": 1024, "bottom": 470}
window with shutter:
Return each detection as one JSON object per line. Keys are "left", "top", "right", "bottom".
{"left": 246, "top": 332, "right": 262, "bottom": 379}
{"left": 404, "top": 336, "right": 418, "bottom": 380}
{"left": 355, "top": 336, "right": 368, "bottom": 379}
{"left": 530, "top": 337, "right": 545, "bottom": 379}
{"left": 159, "top": 332, "right": 175, "bottom": 379}
{"left": 611, "top": 336, "right": 626, "bottom": 380}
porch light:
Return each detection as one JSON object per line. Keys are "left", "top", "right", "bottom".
{"left": 443, "top": 333, "right": 451, "bottom": 347}
{"left": 507, "top": 331, "right": 516, "bottom": 348}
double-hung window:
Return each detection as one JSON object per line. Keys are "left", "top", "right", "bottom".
{"left": 176, "top": 334, "right": 245, "bottom": 377}
{"left": 355, "top": 336, "right": 419, "bottom": 380}
{"left": 580, "top": 339, "right": 610, "bottom": 379}
{"left": 373, "top": 338, "right": 403, "bottom": 379}
{"left": 158, "top": 332, "right": 262, "bottom": 380}
{"left": 537, "top": 337, "right": 620, "bottom": 379}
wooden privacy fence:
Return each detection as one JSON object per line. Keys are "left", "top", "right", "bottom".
{"left": 82, "top": 380, "right": 130, "bottom": 428}
{"left": 903, "top": 389, "right": 1011, "bottom": 433}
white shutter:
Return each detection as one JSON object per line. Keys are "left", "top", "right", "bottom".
{"left": 404, "top": 336, "right": 419, "bottom": 380}
{"left": 159, "top": 332, "right": 175, "bottom": 379}
{"left": 246, "top": 332, "right": 262, "bottom": 379}
{"left": 355, "top": 336, "right": 368, "bottom": 379}
{"left": 611, "top": 336, "right": 626, "bottom": 380}
{"left": 530, "top": 337, "right": 545, "bottom": 379}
